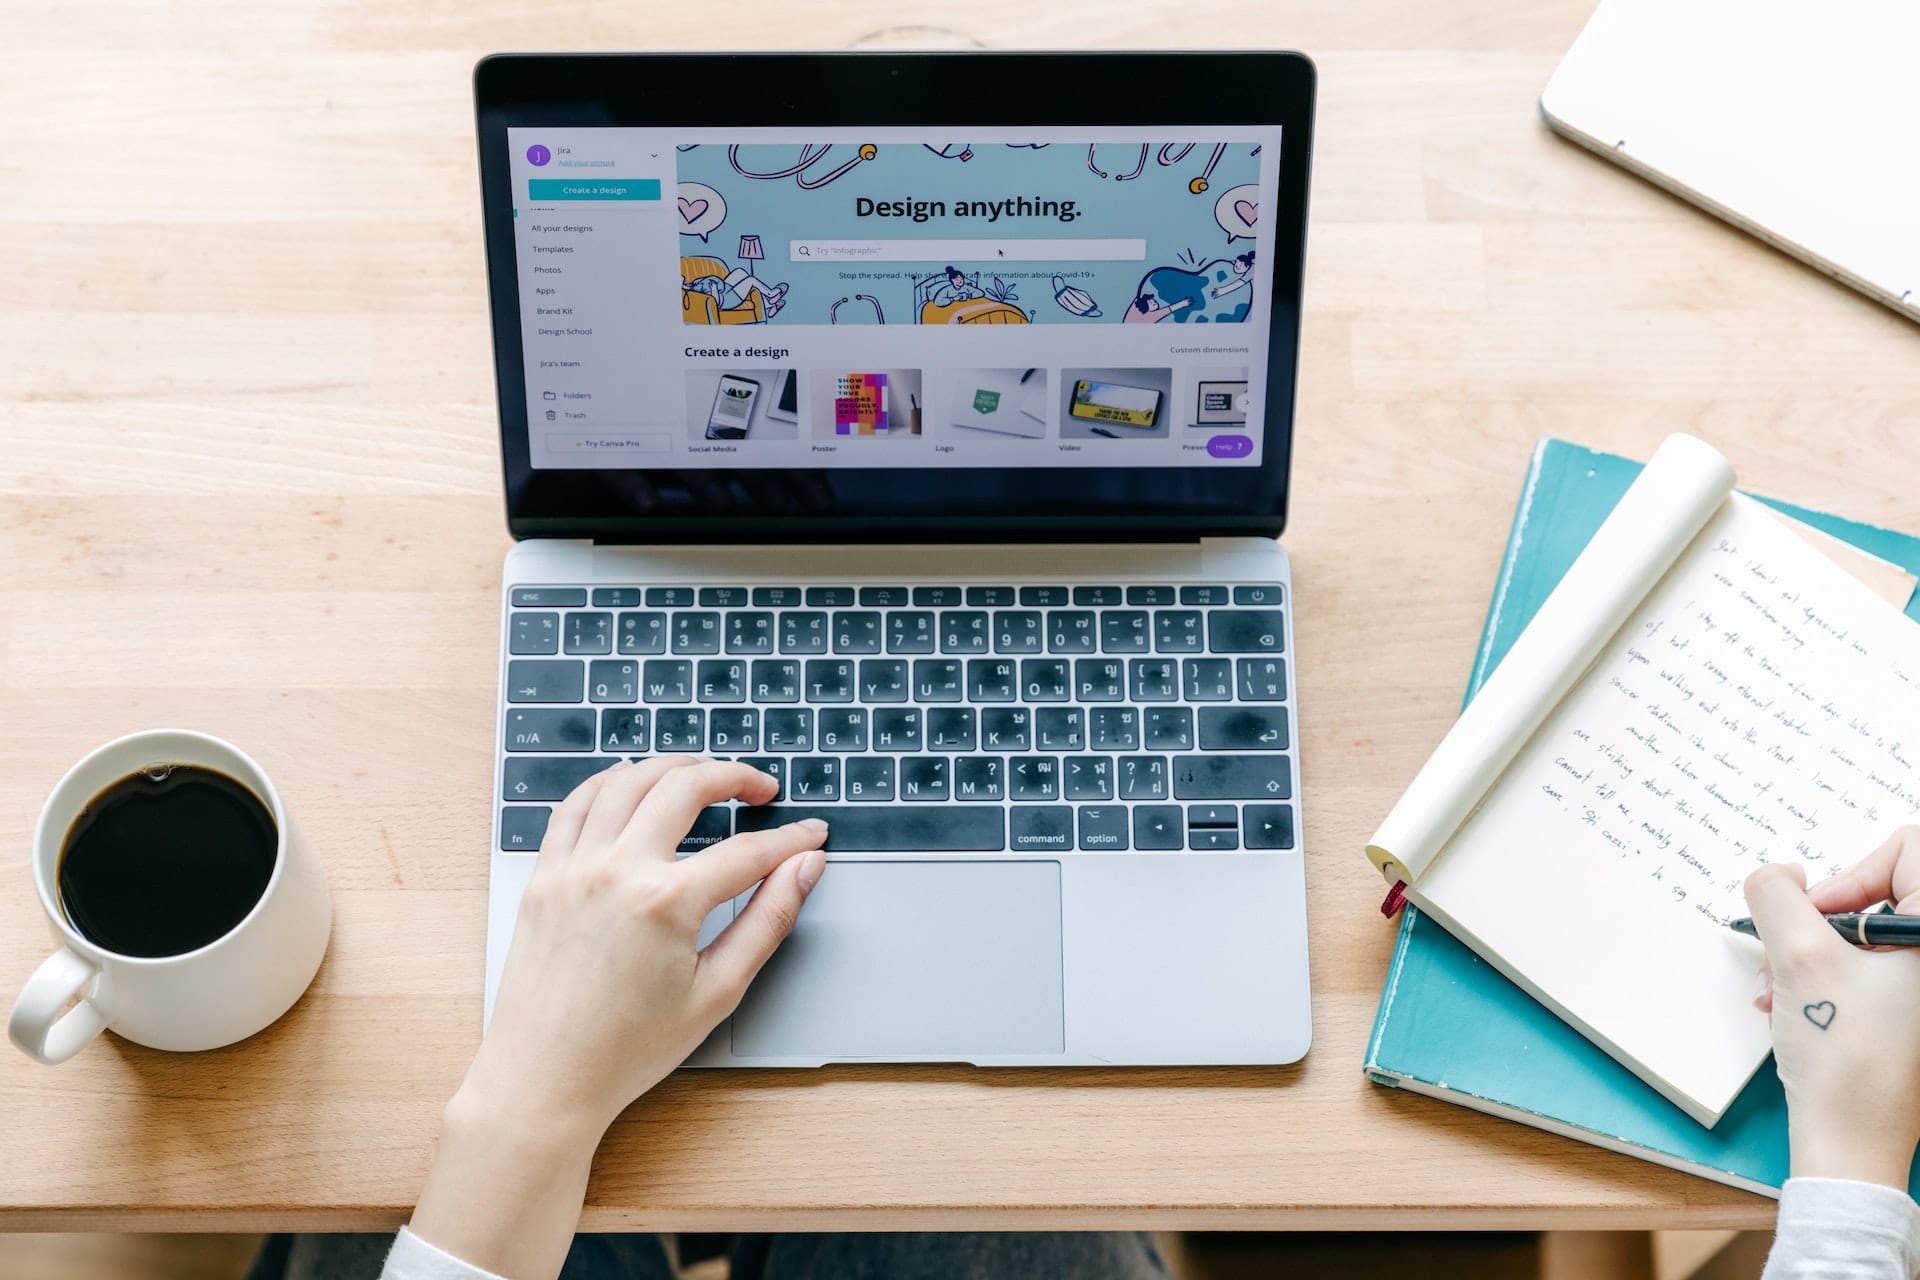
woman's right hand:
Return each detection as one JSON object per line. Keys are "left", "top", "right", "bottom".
{"left": 1745, "top": 826, "right": 1920, "bottom": 1189}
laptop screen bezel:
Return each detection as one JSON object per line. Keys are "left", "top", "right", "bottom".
{"left": 475, "top": 51, "right": 1316, "bottom": 543}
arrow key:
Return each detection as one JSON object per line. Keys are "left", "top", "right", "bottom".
{"left": 1243, "top": 804, "right": 1296, "bottom": 850}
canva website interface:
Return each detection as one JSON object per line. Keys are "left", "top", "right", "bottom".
{"left": 506, "top": 127, "right": 1283, "bottom": 470}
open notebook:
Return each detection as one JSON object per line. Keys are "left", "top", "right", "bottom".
{"left": 1366, "top": 433, "right": 1920, "bottom": 1126}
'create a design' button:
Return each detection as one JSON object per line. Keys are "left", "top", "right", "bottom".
{"left": 1206, "top": 434, "right": 1253, "bottom": 458}
{"left": 527, "top": 178, "right": 662, "bottom": 201}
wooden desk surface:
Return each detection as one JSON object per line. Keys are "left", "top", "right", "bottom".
{"left": 4, "top": 0, "right": 1917, "bottom": 1235}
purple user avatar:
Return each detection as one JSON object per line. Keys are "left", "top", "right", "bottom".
{"left": 526, "top": 144, "right": 551, "bottom": 167}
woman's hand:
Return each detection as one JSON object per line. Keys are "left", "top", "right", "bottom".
{"left": 410, "top": 758, "right": 827, "bottom": 1280}
{"left": 1745, "top": 826, "right": 1920, "bottom": 1190}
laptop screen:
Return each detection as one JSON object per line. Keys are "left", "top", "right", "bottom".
{"left": 476, "top": 54, "right": 1314, "bottom": 539}
{"left": 507, "top": 127, "right": 1279, "bottom": 471}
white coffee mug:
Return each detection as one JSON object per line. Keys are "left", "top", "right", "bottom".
{"left": 8, "top": 730, "right": 332, "bottom": 1064}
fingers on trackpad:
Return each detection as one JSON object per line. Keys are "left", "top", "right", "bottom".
{"left": 730, "top": 860, "right": 1065, "bottom": 1059}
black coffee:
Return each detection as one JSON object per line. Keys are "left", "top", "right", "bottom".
{"left": 58, "top": 765, "right": 278, "bottom": 958}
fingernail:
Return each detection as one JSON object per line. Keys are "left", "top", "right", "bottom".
{"left": 797, "top": 817, "right": 829, "bottom": 834}
{"left": 797, "top": 848, "right": 827, "bottom": 894}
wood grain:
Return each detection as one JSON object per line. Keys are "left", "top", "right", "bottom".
{"left": 3, "top": 0, "right": 1918, "bottom": 1233}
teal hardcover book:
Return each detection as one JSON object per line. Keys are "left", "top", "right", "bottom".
{"left": 1363, "top": 438, "right": 1920, "bottom": 1198}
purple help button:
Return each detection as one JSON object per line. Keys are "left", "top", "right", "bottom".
{"left": 1206, "top": 434, "right": 1253, "bottom": 459}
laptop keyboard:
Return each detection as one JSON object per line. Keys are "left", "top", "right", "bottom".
{"left": 497, "top": 583, "right": 1296, "bottom": 856}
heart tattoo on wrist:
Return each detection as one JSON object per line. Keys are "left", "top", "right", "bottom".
{"left": 1803, "top": 1000, "right": 1838, "bottom": 1031}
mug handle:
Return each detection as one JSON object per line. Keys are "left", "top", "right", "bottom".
{"left": 8, "top": 947, "right": 110, "bottom": 1065}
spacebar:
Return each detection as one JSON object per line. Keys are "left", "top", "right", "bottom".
{"left": 735, "top": 806, "right": 1006, "bottom": 852}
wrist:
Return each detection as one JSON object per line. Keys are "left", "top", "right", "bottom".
{"left": 441, "top": 1074, "right": 610, "bottom": 1168}
{"left": 1789, "top": 1120, "right": 1920, "bottom": 1191}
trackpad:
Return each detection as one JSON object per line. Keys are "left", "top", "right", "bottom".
{"left": 732, "top": 860, "right": 1064, "bottom": 1059}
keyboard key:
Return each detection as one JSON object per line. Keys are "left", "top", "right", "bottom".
{"left": 1100, "top": 610, "right": 1150, "bottom": 653}
{"left": 845, "top": 757, "right": 895, "bottom": 801}
{"left": 1130, "top": 658, "right": 1178, "bottom": 702}
{"left": 653, "top": 709, "right": 706, "bottom": 752}
{"left": 1190, "top": 828, "right": 1240, "bottom": 851}
{"left": 699, "top": 586, "right": 749, "bottom": 608}
{"left": 1021, "top": 658, "right": 1070, "bottom": 701}
{"left": 1074, "top": 585, "right": 1124, "bottom": 606}
{"left": 940, "top": 611, "right": 990, "bottom": 653}
{"left": 1074, "top": 658, "right": 1125, "bottom": 702}
{"left": 900, "top": 756, "right": 949, "bottom": 801}
{"left": 980, "top": 706, "right": 1030, "bottom": 751}
{"left": 507, "top": 659, "right": 584, "bottom": 703}
{"left": 967, "top": 586, "right": 1017, "bottom": 607}
{"left": 858, "top": 658, "right": 909, "bottom": 702}
{"left": 1036, "top": 707, "right": 1084, "bottom": 751}
{"left": 1009, "top": 805, "right": 1072, "bottom": 851}
{"left": 1243, "top": 804, "right": 1295, "bottom": 850}
{"left": 1065, "top": 754, "right": 1113, "bottom": 800}
{"left": 993, "top": 610, "right": 1044, "bottom": 654}
{"left": 708, "top": 709, "right": 758, "bottom": 752}
{"left": 641, "top": 659, "right": 692, "bottom": 703}
{"left": 1020, "top": 586, "right": 1070, "bottom": 607}
{"left": 1076, "top": 804, "right": 1128, "bottom": 849}
{"left": 752, "top": 587, "right": 802, "bottom": 607}
{"left": 736, "top": 756, "right": 786, "bottom": 800}
{"left": 504, "top": 708, "right": 594, "bottom": 752}
{"left": 1233, "top": 585, "right": 1284, "bottom": 606}
{"left": 1128, "top": 586, "right": 1176, "bottom": 606}
{"left": 968, "top": 658, "right": 1018, "bottom": 702}
{"left": 1153, "top": 610, "right": 1204, "bottom": 653}
{"left": 1046, "top": 610, "right": 1096, "bottom": 653}
{"left": 1183, "top": 658, "right": 1234, "bottom": 702}
{"left": 804, "top": 659, "right": 854, "bottom": 702}
{"left": 913, "top": 658, "right": 963, "bottom": 702}
{"left": 913, "top": 586, "right": 963, "bottom": 607}
{"left": 738, "top": 804, "right": 1004, "bottom": 851}
{"left": 1208, "top": 609, "right": 1286, "bottom": 653}
{"left": 1133, "top": 805, "right": 1182, "bottom": 850}
{"left": 1180, "top": 585, "right": 1229, "bottom": 605}
{"left": 805, "top": 586, "right": 855, "bottom": 607}
{"left": 672, "top": 612, "right": 722, "bottom": 654}
{"left": 678, "top": 806, "right": 731, "bottom": 853}
{"left": 588, "top": 659, "right": 639, "bottom": 703}
{"left": 1119, "top": 755, "right": 1169, "bottom": 800}
{"left": 1172, "top": 754, "right": 1293, "bottom": 800}
{"left": 858, "top": 586, "right": 910, "bottom": 607}
{"left": 499, "top": 805, "right": 552, "bottom": 851}
{"left": 503, "top": 755, "right": 616, "bottom": 801}
{"left": 617, "top": 612, "right": 667, "bottom": 654}
{"left": 818, "top": 707, "right": 868, "bottom": 752}
{"left": 750, "top": 659, "right": 800, "bottom": 702}
{"left": 564, "top": 612, "right": 612, "bottom": 655}
{"left": 1143, "top": 706, "right": 1194, "bottom": 750}
{"left": 886, "top": 610, "right": 936, "bottom": 654}
{"left": 512, "top": 587, "right": 586, "bottom": 608}
{"left": 955, "top": 755, "right": 1003, "bottom": 800}
{"left": 764, "top": 708, "right": 814, "bottom": 752}
{"left": 872, "top": 708, "right": 922, "bottom": 751}
{"left": 725, "top": 612, "right": 774, "bottom": 654}
{"left": 780, "top": 611, "right": 828, "bottom": 654}
{"left": 1237, "top": 657, "right": 1289, "bottom": 702}
{"left": 789, "top": 757, "right": 840, "bottom": 801}
{"left": 599, "top": 709, "right": 649, "bottom": 752}
{"left": 832, "top": 611, "right": 882, "bottom": 654}
{"left": 1089, "top": 706, "right": 1139, "bottom": 751}
{"left": 1199, "top": 706, "right": 1290, "bottom": 750}
{"left": 510, "top": 612, "right": 559, "bottom": 655}
{"left": 1009, "top": 755, "right": 1059, "bottom": 801}
{"left": 928, "top": 707, "right": 978, "bottom": 751}
{"left": 1188, "top": 803, "right": 1237, "bottom": 829}
{"left": 645, "top": 587, "right": 695, "bottom": 608}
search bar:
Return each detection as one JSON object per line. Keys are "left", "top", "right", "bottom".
{"left": 789, "top": 238, "right": 1146, "bottom": 263}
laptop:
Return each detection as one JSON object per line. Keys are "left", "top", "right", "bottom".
{"left": 1192, "top": 379, "right": 1250, "bottom": 429}
{"left": 475, "top": 51, "right": 1318, "bottom": 1067}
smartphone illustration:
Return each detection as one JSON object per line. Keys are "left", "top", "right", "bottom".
{"left": 705, "top": 375, "right": 760, "bottom": 440}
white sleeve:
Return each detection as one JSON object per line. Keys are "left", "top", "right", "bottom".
{"left": 379, "top": 1227, "right": 511, "bottom": 1280}
{"left": 1762, "top": 1177, "right": 1920, "bottom": 1280}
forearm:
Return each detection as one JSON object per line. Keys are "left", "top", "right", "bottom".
{"left": 406, "top": 1086, "right": 605, "bottom": 1280}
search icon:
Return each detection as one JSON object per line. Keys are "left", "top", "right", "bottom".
{"left": 797, "top": 245, "right": 811, "bottom": 257}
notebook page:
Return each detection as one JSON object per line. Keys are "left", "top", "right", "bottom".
{"left": 1420, "top": 494, "right": 1920, "bottom": 1123}
{"left": 1367, "top": 434, "right": 1735, "bottom": 885}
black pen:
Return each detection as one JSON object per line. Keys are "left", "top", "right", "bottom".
{"left": 1728, "top": 912, "right": 1920, "bottom": 948}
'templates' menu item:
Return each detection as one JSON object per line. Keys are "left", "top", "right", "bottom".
{"left": 1365, "top": 433, "right": 1920, "bottom": 1126}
